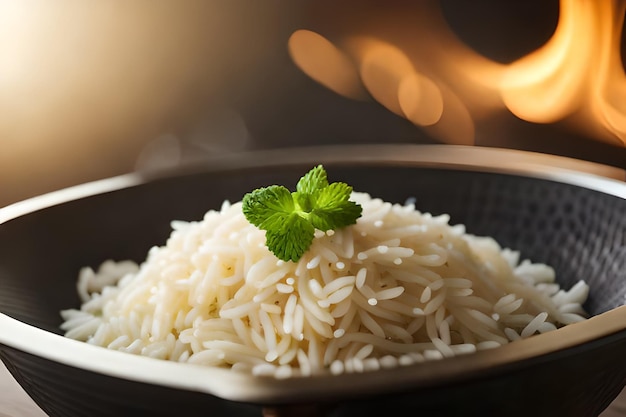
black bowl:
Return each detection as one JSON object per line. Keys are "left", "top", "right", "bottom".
{"left": 1, "top": 145, "right": 625, "bottom": 417}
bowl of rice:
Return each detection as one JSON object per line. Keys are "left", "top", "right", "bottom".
{"left": 0, "top": 144, "right": 625, "bottom": 417}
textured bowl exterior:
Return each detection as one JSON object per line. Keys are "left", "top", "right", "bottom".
{"left": 0, "top": 145, "right": 625, "bottom": 416}
{"left": 2, "top": 331, "right": 626, "bottom": 417}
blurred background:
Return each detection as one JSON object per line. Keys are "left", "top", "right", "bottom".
{"left": 0, "top": 0, "right": 624, "bottom": 208}
{"left": 0, "top": 2, "right": 625, "bottom": 415}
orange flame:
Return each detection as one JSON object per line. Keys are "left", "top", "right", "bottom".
{"left": 289, "top": 0, "right": 626, "bottom": 147}
{"left": 501, "top": 0, "right": 626, "bottom": 146}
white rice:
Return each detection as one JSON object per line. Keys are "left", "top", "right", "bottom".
{"left": 60, "top": 193, "right": 589, "bottom": 378}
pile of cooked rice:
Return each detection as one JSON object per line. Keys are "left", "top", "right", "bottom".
{"left": 61, "top": 192, "right": 589, "bottom": 378}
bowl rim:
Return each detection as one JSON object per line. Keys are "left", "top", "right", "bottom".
{"left": 0, "top": 144, "right": 625, "bottom": 404}
{"left": 1, "top": 144, "right": 625, "bottom": 225}
{"left": 1, "top": 306, "right": 625, "bottom": 403}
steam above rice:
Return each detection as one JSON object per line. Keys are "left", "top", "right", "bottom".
{"left": 61, "top": 192, "right": 589, "bottom": 378}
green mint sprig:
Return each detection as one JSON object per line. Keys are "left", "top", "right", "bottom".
{"left": 242, "top": 165, "right": 362, "bottom": 262}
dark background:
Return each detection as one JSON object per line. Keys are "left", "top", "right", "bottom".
{"left": 0, "top": 0, "right": 624, "bottom": 207}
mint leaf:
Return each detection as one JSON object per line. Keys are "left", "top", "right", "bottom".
{"left": 314, "top": 182, "right": 353, "bottom": 208}
{"left": 296, "top": 165, "right": 328, "bottom": 195}
{"left": 242, "top": 185, "right": 293, "bottom": 228}
{"left": 265, "top": 213, "right": 315, "bottom": 262}
{"left": 309, "top": 182, "right": 361, "bottom": 231}
{"left": 241, "top": 165, "right": 362, "bottom": 262}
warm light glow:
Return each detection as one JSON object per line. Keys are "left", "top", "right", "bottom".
{"left": 288, "top": 31, "right": 477, "bottom": 144}
{"left": 501, "top": 0, "right": 626, "bottom": 146}
{"left": 288, "top": 30, "right": 368, "bottom": 101}
{"left": 589, "top": 1, "right": 626, "bottom": 144}
{"left": 398, "top": 74, "right": 444, "bottom": 127}
{"left": 423, "top": 83, "right": 475, "bottom": 146}
{"left": 289, "top": 0, "right": 626, "bottom": 147}
{"left": 354, "top": 38, "right": 416, "bottom": 117}
{"left": 0, "top": 2, "right": 278, "bottom": 206}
